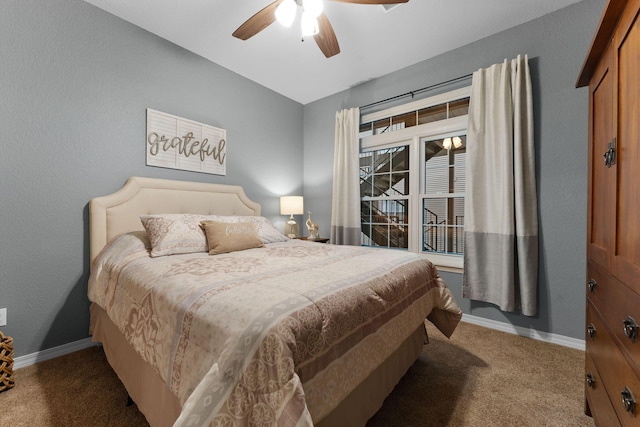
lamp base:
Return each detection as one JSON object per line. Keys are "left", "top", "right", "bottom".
{"left": 285, "top": 218, "right": 299, "bottom": 239}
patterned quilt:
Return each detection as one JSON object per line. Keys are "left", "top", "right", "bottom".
{"left": 88, "top": 232, "right": 462, "bottom": 427}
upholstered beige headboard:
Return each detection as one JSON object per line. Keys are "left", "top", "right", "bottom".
{"left": 89, "top": 176, "right": 261, "bottom": 265}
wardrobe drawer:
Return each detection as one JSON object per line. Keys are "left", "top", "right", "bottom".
{"left": 587, "top": 303, "right": 640, "bottom": 425}
{"left": 586, "top": 351, "right": 621, "bottom": 426}
{"left": 587, "top": 262, "right": 640, "bottom": 375}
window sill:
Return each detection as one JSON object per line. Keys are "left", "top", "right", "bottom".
{"left": 420, "top": 252, "right": 463, "bottom": 272}
{"left": 435, "top": 265, "right": 463, "bottom": 274}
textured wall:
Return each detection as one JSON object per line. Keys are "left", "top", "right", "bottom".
{"left": 0, "top": 0, "right": 303, "bottom": 357}
{"left": 0, "top": 0, "right": 607, "bottom": 358}
{"left": 302, "top": 0, "right": 606, "bottom": 339}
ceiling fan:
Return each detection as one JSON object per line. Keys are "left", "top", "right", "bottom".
{"left": 232, "top": 0, "right": 409, "bottom": 58}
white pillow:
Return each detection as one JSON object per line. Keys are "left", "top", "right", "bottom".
{"left": 140, "top": 214, "right": 209, "bottom": 257}
{"left": 140, "top": 214, "right": 287, "bottom": 257}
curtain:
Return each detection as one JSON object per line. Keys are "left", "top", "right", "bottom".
{"left": 330, "top": 108, "right": 361, "bottom": 245}
{"left": 463, "top": 55, "right": 538, "bottom": 316}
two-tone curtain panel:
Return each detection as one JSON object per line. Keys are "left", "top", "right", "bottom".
{"left": 330, "top": 108, "right": 361, "bottom": 245}
{"left": 463, "top": 54, "right": 538, "bottom": 316}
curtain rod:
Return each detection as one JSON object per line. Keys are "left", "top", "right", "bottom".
{"left": 359, "top": 73, "right": 473, "bottom": 111}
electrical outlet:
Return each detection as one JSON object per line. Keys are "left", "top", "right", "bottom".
{"left": 0, "top": 308, "right": 6, "bottom": 327}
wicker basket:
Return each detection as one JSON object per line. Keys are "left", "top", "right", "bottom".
{"left": 0, "top": 331, "right": 15, "bottom": 393}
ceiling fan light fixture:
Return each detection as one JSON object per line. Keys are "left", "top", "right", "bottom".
{"left": 303, "top": 0, "right": 323, "bottom": 18}
{"left": 275, "top": 0, "right": 297, "bottom": 27}
{"left": 301, "top": 11, "right": 319, "bottom": 36}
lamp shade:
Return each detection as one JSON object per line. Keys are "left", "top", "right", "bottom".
{"left": 280, "top": 196, "right": 304, "bottom": 215}
{"left": 275, "top": 0, "right": 297, "bottom": 27}
{"left": 300, "top": 11, "right": 319, "bottom": 36}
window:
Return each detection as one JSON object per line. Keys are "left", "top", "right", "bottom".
{"left": 359, "top": 87, "right": 471, "bottom": 268}
{"left": 421, "top": 136, "right": 466, "bottom": 256}
{"left": 360, "top": 146, "right": 409, "bottom": 249}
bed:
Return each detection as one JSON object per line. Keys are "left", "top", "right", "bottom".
{"left": 87, "top": 176, "right": 462, "bottom": 427}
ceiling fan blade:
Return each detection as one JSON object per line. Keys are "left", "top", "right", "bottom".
{"left": 330, "top": 0, "right": 409, "bottom": 4}
{"left": 314, "top": 13, "right": 340, "bottom": 58}
{"left": 232, "top": 0, "right": 283, "bottom": 40}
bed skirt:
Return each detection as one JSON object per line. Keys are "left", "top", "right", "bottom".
{"left": 90, "top": 303, "right": 427, "bottom": 427}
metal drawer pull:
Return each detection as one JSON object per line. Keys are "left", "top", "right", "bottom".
{"left": 621, "top": 387, "right": 636, "bottom": 414}
{"left": 586, "top": 373, "right": 595, "bottom": 388}
{"left": 587, "top": 279, "right": 597, "bottom": 293}
{"left": 604, "top": 138, "right": 616, "bottom": 168}
{"left": 623, "top": 316, "right": 638, "bottom": 341}
{"left": 587, "top": 324, "right": 596, "bottom": 339}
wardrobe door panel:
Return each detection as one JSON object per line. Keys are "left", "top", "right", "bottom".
{"left": 588, "top": 43, "right": 614, "bottom": 270}
{"left": 612, "top": 4, "right": 640, "bottom": 290}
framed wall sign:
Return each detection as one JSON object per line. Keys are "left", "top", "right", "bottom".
{"left": 146, "top": 109, "right": 226, "bottom": 175}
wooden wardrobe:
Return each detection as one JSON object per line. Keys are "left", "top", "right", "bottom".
{"left": 577, "top": 0, "right": 640, "bottom": 425}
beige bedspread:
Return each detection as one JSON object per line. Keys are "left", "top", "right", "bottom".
{"left": 88, "top": 232, "right": 461, "bottom": 427}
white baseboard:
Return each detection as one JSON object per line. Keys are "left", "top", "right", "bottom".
{"left": 12, "top": 316, "right": 584, "bottom": 369}
{"left": 13, "top": 337, "right": 98, "bottom": 369}
{"left": 461, "top": 314, "right": 585, "bottom": 351}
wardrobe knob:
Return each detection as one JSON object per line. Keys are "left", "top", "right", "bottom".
{"left": 587, "top": 324, "right": 596, "bottom": 339}
{"left": 621, "top": 387, "right": 636, "bottom": 414}
{"left": 623, "top": 316, "right": 638, "bottom": 341}
{"left": 603, "top": 138, "right": 616, "bottom": 168}
{"left": 587, "top": 279, "right": 597, "bottom": 293}
{"left": 586, "top": 373, "right": 595, "bottom": 388}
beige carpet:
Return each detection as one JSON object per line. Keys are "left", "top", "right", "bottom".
{"left": 0, "top": 322, "right": 594, "bottom": 426}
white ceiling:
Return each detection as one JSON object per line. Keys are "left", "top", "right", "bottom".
{"left": 83, "top": 0, "right": 584, "bottom": 105}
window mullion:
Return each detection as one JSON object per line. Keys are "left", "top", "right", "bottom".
{"left": 409, "top": 136, "right": 420, "bottom": 253}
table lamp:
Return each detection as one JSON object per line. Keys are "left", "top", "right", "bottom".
{"left": 280, "top": 196, "right": 304, "bottom": 238}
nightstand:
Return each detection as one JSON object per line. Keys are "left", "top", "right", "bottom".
{"left": 297, "top": 237, "right": 330, "bottom": 243}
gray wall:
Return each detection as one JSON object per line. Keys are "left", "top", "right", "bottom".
{"left": 0, "top": 0, "right": 303, "bottom": 357}
{"left": 302, "top": 0, "right": 606, "bottom": 339}
{"left": 0, "top": 0, "right": 606, "bottom": 358}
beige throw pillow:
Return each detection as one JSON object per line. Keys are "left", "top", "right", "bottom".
{"left": 200, "top": 221, "right": 264, "bottom": 255}
{"left": 205, "top": 215, "right": 289, "bottom": 243}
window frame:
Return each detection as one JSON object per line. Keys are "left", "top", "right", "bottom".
{"left": 360, "top": 144, "right": 412, "bottom": 249}
{"left": 360, "top": 86, "right": 471, "bottom": 269}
